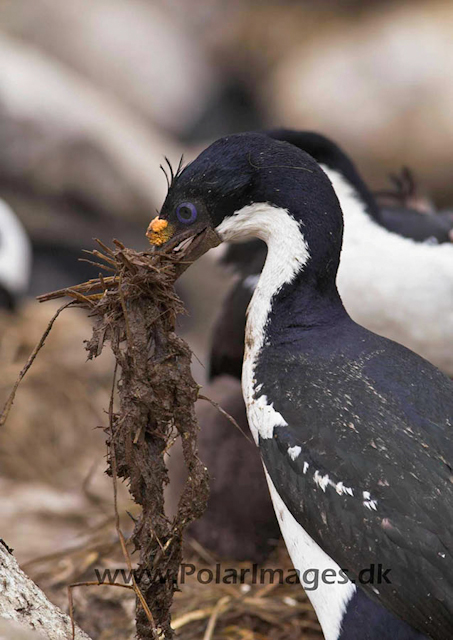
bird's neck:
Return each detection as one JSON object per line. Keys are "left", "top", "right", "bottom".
{"left": 265, "top": 275, "right": 346, "bottom": 347}
{"left": 243, "top": 203, "right": 346, "bottom": 364}
{"left": 244, "top": 205, "right": 309, "bottom": 353}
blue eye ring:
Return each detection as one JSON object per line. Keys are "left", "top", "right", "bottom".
{"left": 176, "top": 202, "right": 198, "bottom": 224}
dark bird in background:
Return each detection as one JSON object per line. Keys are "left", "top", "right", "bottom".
{"left": 150, "top": 131, "right": 453, "bottom": 640}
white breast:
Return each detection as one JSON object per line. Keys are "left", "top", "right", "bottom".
{"left": 323, "top": 166, "right": 453, "bottom": 376}
{"left": 265, "top": 468, "right": 356, "bottom": 640}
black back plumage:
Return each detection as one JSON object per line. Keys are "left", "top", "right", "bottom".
{"left": 256, "top": 308, "right": 453, "bottom": 638}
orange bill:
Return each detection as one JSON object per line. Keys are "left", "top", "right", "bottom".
{"left": 146, "top": 217, "right": 174, "bottom": 246}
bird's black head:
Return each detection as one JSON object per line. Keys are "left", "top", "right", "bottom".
{"left": 147, "top": 132, "right": 344, "bottom": 283}
{"left": 146, "top": 133, "right": 261, "bottom": 246}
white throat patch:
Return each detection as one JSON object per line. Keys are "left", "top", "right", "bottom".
{"left": 216, "top": 203, "right": 309, "bottom": 444}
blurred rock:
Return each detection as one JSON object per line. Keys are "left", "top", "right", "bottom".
{"left": 0, "top": 33, "right": 180, "bottom": 228}
{"left": 0, "top": 0, "right": 216, "bottom": 136}
{"left": 266, "top": 1, "right": 453, "bottom": 201}
{"left": 0, "top": 34, "right": 187, "bottom": 291}
{"left": 0, "top": 544, "right": 91, "bottom": 639}
{"left": 0, "top": 617, "right": 47, "bottom": 640}
{"left": 0, "top": 479, "right": 99, "bottom": 563}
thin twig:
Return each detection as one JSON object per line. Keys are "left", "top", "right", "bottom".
{"left": 0, "top": 301, "right": 74, "bottom": 426}
{"left": 198, "top": 394, "right": 254, "bottom": 445}
{"left": 78, "top": 258, "right": 116, "bottom": 273}
{"left": 65, "top": 289, "right": 96, "bottom": 307}
{"left": 203, "top": 596, "right": 231, "bottom": 640}
{"left": 172, "top": 607, "right": 216, "bottom": 631}
{"left": 36, "top": 277, "right": 117, "bottom": 303}
{"left": 94, "top": 238, "right": 116, "bottom": 257}
{"left": 86, "top": 249, "right": 117, "bottom": 267}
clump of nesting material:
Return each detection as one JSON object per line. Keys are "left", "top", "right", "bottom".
{"left": 30, "top": 231, "right": 220, "bottom": 638}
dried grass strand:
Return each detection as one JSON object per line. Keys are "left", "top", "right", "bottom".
{"left": 198, "top": 394, "right": 254, "bottom": 445}
{"left": 0, "top": 301, "right": 74, "bottom": 427}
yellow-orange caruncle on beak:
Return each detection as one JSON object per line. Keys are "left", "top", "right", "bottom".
{"left": 146, "top": 217, "right": 173, "bottom": 246}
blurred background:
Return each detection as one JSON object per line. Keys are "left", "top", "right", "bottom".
{"left": 0, "top": 0, "right": 452, "bottom": 638}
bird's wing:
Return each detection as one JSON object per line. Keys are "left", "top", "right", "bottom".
{"left": 256, "top": 339, "right": 453, "bottom": 638}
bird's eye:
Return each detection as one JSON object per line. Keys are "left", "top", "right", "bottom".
{"left": 176, "top": 202, "right": 197, "bottom": 224}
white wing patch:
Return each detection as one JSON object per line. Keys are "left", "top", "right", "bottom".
{"left": 314, "top": 471, "right": 331, "bottom": 492}
{"left": 364, "top": 498, "right": 378, "bottom": 511}
{"left": 312, "top": 472, "right": 379, "bottom": 509}
{"left": 339, "top": 484, "right": 354, "bottom": 497}
{"left": 245, "top": 392, "right": 288, "bottom": 443}
{"left": 287, "top": 445, "right": 302, "bottom": 461}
